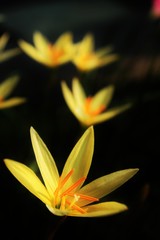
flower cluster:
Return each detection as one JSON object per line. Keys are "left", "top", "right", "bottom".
{"left": 1, "top": 29, "right": 139, "bottom": 222}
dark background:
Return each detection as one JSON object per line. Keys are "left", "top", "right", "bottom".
{"left": 0, "top": 0, "right": 160, "bottom": 239}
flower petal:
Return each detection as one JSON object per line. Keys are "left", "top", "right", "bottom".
{"left": 55, "top": 32, "right": 73, "bottom": 48}
{"left": 61, "top": 81, "right": 80, "bottom": 118}
{"left": 0, "top": 32, "right": 9, "bottom": 50}
{"left": 0, "top": 75, "right": 20, "bottom": 99}
{"left": 91, "top": 85, "right": 114, "bottom": 110}
{"left": 61, "top": 126, "right": 94, "bottom": 190}
{"left": 0, "top": 48, "right": 20, "bottom": 62}
{"left": 72, "top": 78, "right": 86, "bottom": 108}
{"left": 88, "top": 103, "right": 132, "bottom": 125}
{"left": 0, "top": 97, "right": 26, "bottom": 109}
{"left": 69, "top": 202, "right": 128, "bottom": 217}
{"left": 30, "top": 127, "right": 59, "bottom": 196}
{"left": 78, "top": 168, "right": 139, "bottom": 202}
{"left": 33, "top": 31, "right": 49, "bottom": 54}
{"left": 18, "top": 40, "right": 50, "bottom": 66}
{"left": 4, "top": 159, "right": 51, "bottom": 206}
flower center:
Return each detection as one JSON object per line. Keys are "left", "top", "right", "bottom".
{"left": 53, "top": 169, "right": 99, "bottom": 214}
{"left": 48, "top": 44, "right": 65, "bottom": 64}
{"left": 84, "top": 97, "right": 106, "bottom": 116}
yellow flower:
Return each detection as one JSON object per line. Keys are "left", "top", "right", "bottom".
{"left": 61, "top": 78, "right": 131, "bottom": 126}
{"left": 0, "top": 75, "right": 26, "bottom": 109}
{"left": 71, "top": 33, "right": 118, "bottom": 71}
{"left": 4, "top": 126, "right": 138, "bottom": 217}
{"left": 0, "top": 32, "right": 20, "bottom": 63}
{"left": 18, "top": 31, "right": 74, "bottom": 67}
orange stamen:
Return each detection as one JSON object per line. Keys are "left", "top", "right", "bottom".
{"left": 66, "top": 199, "right": 86, "bottom": 214}
{"left": 68, "top": 193, "right": 99, "bottom": 202}
{"left": 61, "top": 177, "right": 86, "bottom": 197}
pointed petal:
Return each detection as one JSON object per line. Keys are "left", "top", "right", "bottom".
{"left": 78, "top": 169, "right": 139, "bottom": 202}
{"left": 0, "top": 97, "right": 26, "bottom": 109}
{"left": 0, "top": 48, "right": 20, "bottom": 62}
{"left": 69, "top": 202, "right": 128, "bottom": 217}
{"left": 91, "top": 85, "right": 114, "bottom": 110}
{"left": 72, "top": 78, "right": 86, "bottom": 108}
{"left": 4, "top": 159, "right": 51, "bottom": 205}
{"left": 55, "top": 32, "right": 73, "bottom": 47}
{"left": 61, "top": 81, "right": 79, "bottom": 117}
{"left": 0, "top": 32, "right": 9, "bottom": 50}
{"left": 30, "top": 127, "right": 59, "bottom": 196}
{"left": 18, "top": 40, "right": 50, "bottom": 66}
{"left": 89, "top": 103, "right": 132, "bottom": 125}
{"left": 80, "top": 34, "right": 94, "bottom": 53}
{"left": 0, "top": 75, "right": 20, "bottom": 99}
{"left": 61, "top": 126, "right": 94, "bottom": 190}
{"left": 33, "top": 31, "right": 49, "bottom": 54}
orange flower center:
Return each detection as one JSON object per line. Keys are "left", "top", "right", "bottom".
{"left": 48, "top": 44, "right": 65, "bottom": 64}
{"left": 53, "top": 169, "right": 99, "bottom": 213}
{"left": 84, "top": 97, "right": 106, "bottom": 116}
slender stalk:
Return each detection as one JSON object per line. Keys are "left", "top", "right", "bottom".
{"left": 47, "top": 216, "right": 67, "bottom": 240}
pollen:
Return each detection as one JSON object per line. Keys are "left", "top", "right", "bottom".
{"left": 53, "top": 169, "right": 99, "bottom": 214}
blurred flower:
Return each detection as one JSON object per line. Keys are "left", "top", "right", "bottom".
{"left": 61, "top": 78, "right": 131, "bottom": 126}
{"left": 4, "top": 126, "right": 138, "bottom": 217}
{"left": 150, "top": 0, "right": 160, "bottom": 18}
{"left": 0, "top": 32, "right": 20, "bottom": 63}
{"left": 0, "top": 75, "right": 26, "bottom": 109}
{"left": 18, "top": 31, "right": 74, "bottom": 67}
{"left": 71, "top": 33, "right": 118, "bottom": 71}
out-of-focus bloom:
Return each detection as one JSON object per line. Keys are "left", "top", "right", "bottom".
{"left": 71, "top": 33, "right": 118, "bottom": 71}
{"left": 0, "top": 75, "right": 26, "bottom": 109}
{"left": 150, "top": 0, "right": 160, "bottom": 18}
{"left": 0, "top": 32, "right": 20, "bottom": 63}
{"left": 4, "top": 126, "right": 138, "bottom": 217}
{"left": 61, "top": 78, "right": 131, "bottom": 126}
{"left": 18, "top": 31, "right": 74, "bottom": 67}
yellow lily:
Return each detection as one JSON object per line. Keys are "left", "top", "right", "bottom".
{"left": 4, "top": 126, "right": 139, "bottom": 217}
{"left": 0, "top": 75, "right": 26, "bottom": 109}
{"left": 61, "top": 78, "right": 131, "bottom": 126}
{"left": 0, "top": 32, "right": 20, "bottom": 63}
{"left": 71, "top": 33, "right": 118, "bottom": 71}
{"left": 18, "top": 31, "right": 74, "bottom": 67}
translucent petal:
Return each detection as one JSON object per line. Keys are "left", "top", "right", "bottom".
{"left": 89, "top": 103, "right": 132, "bottom": 125}
{"left": 61, "top": 126, "right": 94, "bottom": 191}
{"left": 18, "top": 40, "right": 50, "bottom": 66}
{"left": 0, "top": 32, "right": 9, "bottom": 50}
{"left": 61, "top": 81, "right": 78, "bottom": 117}
{"left": 78, "top": 169, "right": 139, "bottom": 203}
{"left": 4, "top": 159, "right": 51, "bottom": 205}
{"left": 33, "top": 31, "right": 49, "bottom": 54}
{"left": 0, "top": 75, "right": 19, "bottom": 99}
{"left": 0, "top": 97, "right": 26, "bottom": 109}
{"left": 68, "top": 202, "right": 128, "bottom": 217}
{"left": 0, "top": 48, "right": 20, "bottom": 62}
{"left": 91, "top": 85, "right": 114, "bottom": 110}
{"left": 30, "top": 127, "right": 59, "bottom": 196}
{"left": 55, "top": 32, "right": 73, "bottom": 48}
{"left": 72, "top": 78, "right": 86, "bottom": 108}
{"left": 80, "top": 34, "right": 94, "bottom": 53}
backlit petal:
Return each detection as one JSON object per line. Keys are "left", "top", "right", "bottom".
{"left": 78, "top": 169, "right": 139, "bottom": 203}
{"left": 68, "top": 202, "right": 127, "bottom": 217}
{"left": 0, "top": 75, "right": 20, "bottom": 99}
{"left": 33, "top": 31, "right": 49, "bottom": 54}
{"left": 91, "top": 85, "right": 114, "bottom": 110}
{"left": 61, "top": 81, "right": 79, "bottom": 118}
{"left": 4, "top": 159, "right": 51, "bottom": 205}
{"left": 89, "top": 103, "right": 132, "bottom": 125}
{"left": 61, "top": 126, "right": 94, "bottom": 190}
{"left": 72, "top": 78, "right": 86, "bottom": 108}
{"left": 0, "top": 97, "right": 26, "bottom": 109}
{"left": 18, "top": 40, "right": 50, "bottom": 66}
{"left": 30, "top": 127, "right": 59, "bottom": 196}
